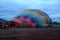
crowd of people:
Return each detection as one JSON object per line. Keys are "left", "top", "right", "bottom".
{"left": 0, "top": 21, "right": 19, "bottom": 29}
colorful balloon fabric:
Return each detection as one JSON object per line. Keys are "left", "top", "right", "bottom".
{"left": 12, "top": 9, "right": 52, "bottom": 28}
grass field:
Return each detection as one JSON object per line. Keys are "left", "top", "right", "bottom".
{"left": 0, "top": 28, "right": 60, "bottom": 40}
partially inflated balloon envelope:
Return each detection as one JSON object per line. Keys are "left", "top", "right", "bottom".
{"left": 12, "top": 9, "right": 52, "bottom": 28}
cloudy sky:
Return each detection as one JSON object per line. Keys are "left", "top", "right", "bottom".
{"left": 0, "top": 0, "right": 60, "bottom": 22}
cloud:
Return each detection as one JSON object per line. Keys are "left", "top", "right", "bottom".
{"left": 0, "top": 0, "right": 60, "bottom": 22}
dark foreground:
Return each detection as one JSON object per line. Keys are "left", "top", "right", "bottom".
{"left": 0, "top": 28, "right": 60, "bottom": 40}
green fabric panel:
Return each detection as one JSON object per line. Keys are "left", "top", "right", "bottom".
{"left": 22, "top": 23, "right": 27, "bottom": 28}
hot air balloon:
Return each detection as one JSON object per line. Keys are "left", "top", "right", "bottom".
{"left": 11, "top": 9, "right": 52, "bottom": 28}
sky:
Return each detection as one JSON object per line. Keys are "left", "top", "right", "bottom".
{"left": 0, "top": 0, "right": 60, "bottom": 22}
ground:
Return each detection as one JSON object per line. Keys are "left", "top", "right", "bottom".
{"left": 0, "top": 28, "right": 60, "bottom": 40}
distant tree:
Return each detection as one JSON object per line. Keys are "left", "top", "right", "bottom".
{"left": 53, "top": 22, "right": 58, "bottom": 24}
{"left": 52, "top": 22, "right": 59, "bottom": 25}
